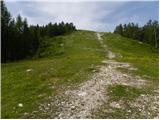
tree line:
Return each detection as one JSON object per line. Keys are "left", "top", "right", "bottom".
{"left": 1, "top": 1, "right": 76, "bottom": 63}
{"left": 114, "top": 20, "right": 159, "bottom": 49}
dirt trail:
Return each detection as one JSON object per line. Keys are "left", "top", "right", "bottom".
{"left": 26, "top": 32, "right": 158, "bottom": 119}
{"left": 96, "top": 33, "right": 116, "bottom": 59}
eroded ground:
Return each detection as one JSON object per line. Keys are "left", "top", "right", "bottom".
{"left": 24, "top": 33, "right": 158, "bottom": 119}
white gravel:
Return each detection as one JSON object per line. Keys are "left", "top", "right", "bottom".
{"left": 25, "top": 32, "right": 158, "bottom": 119}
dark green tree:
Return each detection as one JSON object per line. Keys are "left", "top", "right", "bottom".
{"left": 114, "top": 20, "right": 159, "bottom": 49}
{"left": 1, "top": 1, "right": 76, "bottom": 62}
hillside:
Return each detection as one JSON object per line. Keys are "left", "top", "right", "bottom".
{"left": 2, "top": 30, "right": 158, "bottom": 118}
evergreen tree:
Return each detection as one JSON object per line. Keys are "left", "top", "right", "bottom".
{"left": 1, "top": 1, "right": 11, "bottom": 62}
{"left": 1, "top": 1, "right": 76, "bottom": 62}
{"left": 114, "top": 20, "right": 159, "bottom": 49}
{"left": 114, "top": 24, "right": 123, "bottom": 35}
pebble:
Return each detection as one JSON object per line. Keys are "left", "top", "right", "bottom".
{"left": 18, "top": 103, "right": 23, "bottom": 107}
{"left": 129, "top": 67, "right": 138, "bottom": 71}
{"left": 32, "top": 111, "right": 38, "bottom": 113}
{"left": 26, "top": 69, "right": 33, "bottom": 72}
{"left": 24, "top": 112, "right": 29, "bottom": 115}
{"left": 123, "top": 74, "right": 128, "bottom": 77}
{"left": 92, "top": 69, "right": 97, "bottom": 72}
{"left": 45, "top": 107, "right": 50, "bottom": 110}
{"left": 138, "top": 108, "right": 142, "bottom": 111}
{"left": 78, "top": 92, "right": 87, "bottom": 96}
{"left": 110, "top": 102, "right": 121, "bottom": 109}
{"left": 141, "top": 94, "right": 145, "bottom": 97}
{"left": 128, "top": 110, "right": 131, "bottom": 113}
{"left": 71, "top": 106, "right": 76, "bottom": 110}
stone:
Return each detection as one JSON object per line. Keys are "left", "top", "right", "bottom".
{"left": 128, "top": 110, "right": 131, "bottom": 113}
{"left": 24, "top": 112, "right": 29, "bottom": 115}
{"left": 26, "top": 69, "right": 33, "bottom": 72}
{"left": 110, "top": 102, "right": 121, "bottom": 109}
{"left": 18, "top": 103, "right": 23, "bottom": 107}
{"left": 71, "top": 106, "right": 76, "bottom": 110}
{"left": 78, "top": 92, "right": 87, "bottom": 96}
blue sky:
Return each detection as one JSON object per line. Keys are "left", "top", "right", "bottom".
{"left": 6, "top": 0, "right": 159, "bottom": 32}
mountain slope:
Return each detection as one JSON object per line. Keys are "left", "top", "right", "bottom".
{"left": 91, "top": 33, "right": 158, "bottom": 119}
{"left": 2, "top": 30, "right": 105, "bottom": 118}
{"left": 2, "top": 30, "right": 158, "bottom": 118}
{"left": 102, "top": 33, "right": 158, "bottom": 81}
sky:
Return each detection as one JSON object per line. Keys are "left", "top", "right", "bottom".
{"left": 6, "top": 0, "right": 159, "bottom": 32}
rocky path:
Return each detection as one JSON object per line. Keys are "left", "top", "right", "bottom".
{"left": 26, "top": 33, "right": 158, "bottom": 119}
{"left": 96, "top": 33, "right": 116, "bottom": 59}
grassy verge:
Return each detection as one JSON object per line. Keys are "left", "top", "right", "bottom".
{"left": 2, "top": 30, "right": 105, "bottom": 118}
{"left": 91, "top": 33, "right": 158, "bottom": 119}
{"left": 92, "top": 84, "right": 157, "bottom": 119}
{"left": 102, "top": 33, "right": 158, "bottom": 82}
{"left": 108, "top": 85, "right": 148, "bottom": 101}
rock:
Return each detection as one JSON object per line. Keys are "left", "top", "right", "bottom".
{"left": 26, "top": 69, "right": 33, "bottom": 72}
{"left": 32, "top": 111, "right": 38, "bottom": 113}
{"left": 45, "top": 107, "right": 50, "bottom": 110}
{"left": 141, "top": 94, "right": 145, "bottom": 97}
{"left": 71, "top": 106, "right": 76, "bottom": 110}
{"left": 24, "top": 112, "right": 29, "bottom": 115}
{"left": 129, "top": 67, "right": 138, "bottom": 71}
{"left": 18, "top": 103, "right": 23, "bottom": 107}
{"left": 58, "top": 113, "right": 62, "bottom": 117}
{"left": 154, "top": 116, "right": 159, "bottom": 119}
{"left": 138, "top": 108, "right": 142, "bottom": 111}
{"left": 108, "top": 65, "right": 111, "bottom": 69}
{"left": 128, "top": 110, "right": 131, "bottom": 113}
{"left": 110, "top": 102, "right": 121, "bottom": 109}
{"left": 78, "top": 92, "right": 87, "bottom": 96}
{"left": 92, "top": 69, "right": 97, "bottom": 72}
{"left": 123, "top": 74, "right": 128, "bottom": 77}
{"left": 108, "top": 51, "right": 116, "bottom": 59}
{"left": 61, "top": 102, "right": 65, "bottom": 105}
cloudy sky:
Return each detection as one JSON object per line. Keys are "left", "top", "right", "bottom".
{"left": 6, "top": 0, "right": 158, "bottom": 32}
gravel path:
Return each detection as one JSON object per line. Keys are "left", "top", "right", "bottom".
{"left": 25, "top": 32, "right": 158, "bottom": 119}
{"left": 54, "top": 60, "right": 150, "bottom": 119}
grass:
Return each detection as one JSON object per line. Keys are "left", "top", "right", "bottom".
{"left": 2, "top": 31, "right": 159, "bottom": 118}
{"left": 108, "top": 85, "right": 147, "bottom": 100}
{"left": 102, "top": 33, "right": 158, "bottom": 82}
{"left": 92, "top": 106, "right": 151, "bottom": 119}
{"left": 1, "top": 30, "right": 105, "bottom": 118}
{"left": 92, "top": 84, "right": 156, "bottom": 119}
{"left": 91, "top": 33, "right": 158, "bottom": 119}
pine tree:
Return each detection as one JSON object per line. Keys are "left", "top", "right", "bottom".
{"left": 1, "top": 1, "right": 11, "bottom": 62}
{"left": 114, "top": 20, "right": 159, "bottom": 49}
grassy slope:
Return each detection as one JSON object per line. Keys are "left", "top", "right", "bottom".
{"left": 103, "top": 33, "right": 158, "bottom": 82}
{"left": 2, "top": 30, "right": 105, "bottom": 118}
{"left": 92, "top": 33, "right": 158, "bottom": 119}
{"left": 2, "top": 31, "right": 159, "bottom": 118}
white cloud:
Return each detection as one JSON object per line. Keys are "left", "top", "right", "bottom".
{"left": 7, "top": 1, "right": 158, "bottom": 32}
{"left": 6, "top": 1, "right": 128, "bottom": 31}
{"left": 20, "top": 1, "right": 126, "bottom": 32}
